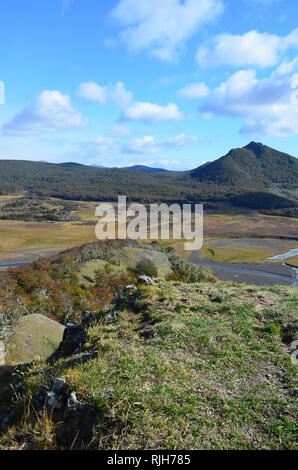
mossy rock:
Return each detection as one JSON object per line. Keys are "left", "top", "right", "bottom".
{"left": 4, "top": 314, "right": 64, "bottom": 365}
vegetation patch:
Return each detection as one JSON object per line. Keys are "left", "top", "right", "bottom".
{"left": 0, "top": 279, "right": 297, "bottom": 450}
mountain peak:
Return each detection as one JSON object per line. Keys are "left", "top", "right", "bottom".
{"left": 190, "top": 141, "right": 297, "bottom": 188}
{"left": 243, "top": 141, "right": 265, "bottom": 154}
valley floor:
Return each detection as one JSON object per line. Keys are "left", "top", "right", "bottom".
{"left": 0, "top": 196, "right": 298, "bottom": 286}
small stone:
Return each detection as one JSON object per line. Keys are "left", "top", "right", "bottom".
{"left": 138, "top": 275, "right": 155, "bottom": 285}
{"left": 67, "top": 391, "right": 78, "bottom": 408}
{"left": 52, "top": 378, "right": 67, "bottom": 394}
{"left": 122, "top": 285, "right": 137, "bottom": 296}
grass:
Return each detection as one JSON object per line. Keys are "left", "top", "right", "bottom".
{"left": 1, "top": 280, "right": 297, "bottom": 450}
{"left": 201, "top": 245, "right": 276, "bottom": 263}
{"left": 201, "top": 238, "right": 298, "bottom": 264}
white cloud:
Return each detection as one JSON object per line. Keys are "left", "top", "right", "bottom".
{"left": 110, "top": 0, "right": 224, "bottom": 62}
{"left": 200, "top": 58, "right": 298, "bottom": 136}
{"left": 124, "top": 135, "right": 160, "bottom": 154}
{"left": 167, "top": 134, "right": 197, "bottom": 147}
{"left": 2, "top": 90, "right": 87, "bottom": 135}
{"left": 77, "top": 80, "right": 183, "bottom": 124}
{"left": 76, "top": 81, "right": 132, "bottom": 109}
{"left": 196, "top": 29, "right": 298, "bottom": 68}
{"left": 122, "top": 102, "right": 184, "bottom": 123}
{"left": 177, "top": 82, "right": 210, "bottom": 99}
{"left": 107, "top": 124, "right": 132, "bottom": 137}
{"left": 123, "top": 134, "right": 197, "bottom": 154}
{"left": 75, "top": 133, "right": 196, "bottom": 162}
{"left": 110, "top": 82, "right": 133, "bottom": 109}
{"left": 76, "top": 81, "right": 107, "bottom": 104}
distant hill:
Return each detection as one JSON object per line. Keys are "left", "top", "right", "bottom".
{"left": 191, "top": 142, "right": 298, "bottom": 189}
{"left": 122, "top": 165, "right": 169, "bottom": 173}
{"left": 59, "top": 162, "right": 87, "bottom": 167}
{"left": 0, "top": 142, "right": 297, "bottom": 208}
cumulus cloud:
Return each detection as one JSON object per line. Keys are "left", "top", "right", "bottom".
{"left": 76, "top": 81, "right": 132, "bottom": 109}
{"left": 110, "top": 82, "right": 133, "bottom": 109}
{"left": 200, "top": 58, "right": 298, "bottom": 136}
{"left": 2, "top": 90, "right": 87, "bottom": 135}
{"left": 122, "top": 102, "right": 184, "bottom": 123}
{"left": 123, "top": 133, "right": 197, "bottom": 154}
{"left": 76, "top": 133, "right": 196, "bottom": 161}
{"left": 177, "top": 82, "right": 210, "bottom": 99}
{"left": 77, "top": 80, "right": 183, "bottom": 124}
{"left": 110, "top": 0, "right": 224, "bottom": 62}
{"left": 196, "top": 29, "right": 298, "bottom": 68}
{"left": 76, "top": 81, "right": 107, "bottom": 104}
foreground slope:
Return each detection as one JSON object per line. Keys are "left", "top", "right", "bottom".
{"left": 0, "top": 276, "right": 297, "bottom": 450}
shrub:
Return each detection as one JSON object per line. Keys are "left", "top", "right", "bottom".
{"left": 133, "top": 258, "right": 158, "bottom": 278}
{"left": 167, "top": 254, "right": 216, "bottom": 283}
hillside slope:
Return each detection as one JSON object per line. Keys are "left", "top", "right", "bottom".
{"left": 191, "top": 142, "right": 298, "bottom": 189}
{"left": 0, "top": 142, "right": 297, "bottom": 207}
{"left": 0, "top": 278, "right": 297, "bottom": 450}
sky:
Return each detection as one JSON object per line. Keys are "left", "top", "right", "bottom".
{"left": 0, "top": 0, "right": 298, "bottom": 170}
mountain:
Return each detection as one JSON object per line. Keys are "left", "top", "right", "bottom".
{"left": 0, "top": 143, "right": 297, "bottom": 208}
{"left": 122, "top": 165, "right": 169, "bottom": 173}
{"left": 0, "top": 159, "right": 190, "bottom": 203}
{"left": 191, "top": 142, "right": 298, "bottom": 189}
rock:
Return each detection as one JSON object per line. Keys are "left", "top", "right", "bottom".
{"left": 81, "top": 310, "right": 95, "bottom": 327}
{"left": 35, "top": 378, "right": 68, "bottom": 414}
{"left": 61, "top": 394, "right": 95, "bottom": 450}
{"left": 35, "top": 385, "right": 50, "bottom": 415}
{"left": 4, "top": 314, "right": 65, "bottom": 365}
{"left": 52, "top": 377, "right": 67, "bottom": 394}
{"left": 1, "top": 416, "right": 11, "bottom": 431}
{"left": 51, "top": 322, "right": 87, "bottom": 360}
{"left": 138, "top": 275, "right": 155, "bottom": 285}
{"left": 33, "top": 379, "right": 95, "bottom": 449}
{"left": 121, "top": 285, "right": 137, "bottom": 297}
{"left": 67, "top": 391, "right": 78, "bottom": 408}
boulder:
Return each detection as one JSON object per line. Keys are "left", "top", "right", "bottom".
{"left": 4, "top": 314, "right": 65, "bottom": 365}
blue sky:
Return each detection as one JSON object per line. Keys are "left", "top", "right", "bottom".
{"left": 0, "top": 0, "right": 298, "bottom": 169}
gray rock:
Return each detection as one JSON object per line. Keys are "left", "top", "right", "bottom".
{"left": 50, "top": 322, "right": 87, "bottom": 360}
{"left": 67, "top": 391, "right": 78, "bottom": 408}
{"left": 138, "top": 275, "right": 155, "bottom": 285}
{"left": 52, "top": 377, "right": 67, "bottom": 394}
{"left": 121, "top": 285, "right": 137, "bottom": 297}
{"left": 35, "top": 378, "right": 68, "bottom": 414}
